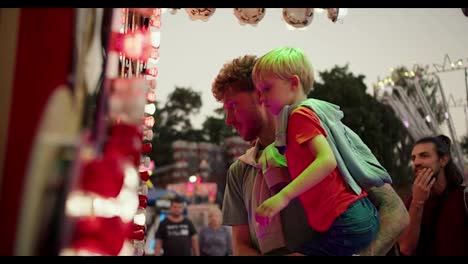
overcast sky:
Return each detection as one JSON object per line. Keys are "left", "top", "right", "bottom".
{"left": 156, "top": 8, "right": 468, "bottom": 139}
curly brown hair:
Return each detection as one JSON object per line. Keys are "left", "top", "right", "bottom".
{"left": 212, "top": 55, "right": 258, "bottom": 102}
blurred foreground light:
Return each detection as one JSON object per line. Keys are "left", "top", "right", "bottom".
{"left": 403, "top": 120, "right": 410, "bottom": 128}
{"left": 134, "top": 212, "right": 146, "bottom": 226}
{"left": 145, "top": 103, "right": 156, "bottom": 115}
{"left": 425, "top": 115, "right": 432, "bottom": 123}
{"left": 66, "top": 192, "right": 93, "bottom": 216}
{"left": 188, "top": 175, "right": 197, "bottom": 183}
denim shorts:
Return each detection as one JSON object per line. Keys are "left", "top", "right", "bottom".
{"left": 296, "top": 196, "right": 380, "bottom": 256}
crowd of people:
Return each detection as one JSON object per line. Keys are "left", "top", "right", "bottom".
{"left": 151, "top": 47, "right": 468, "bottom": 256}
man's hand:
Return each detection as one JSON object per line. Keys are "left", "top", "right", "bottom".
{"left": 412, "top": 168, "right": 435, "bottom": 204}
{"left": 255, "top": 192, "right": 290, "bottom": 226}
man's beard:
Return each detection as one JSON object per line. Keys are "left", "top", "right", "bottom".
{"left": 429, "top": 166, "right": 442, "bottom": 194}
{"left": 432, "top": 167, "right": 441, "bottom": 181}
{"left": 414, "top": 166, "right": 441, "bottom": 180}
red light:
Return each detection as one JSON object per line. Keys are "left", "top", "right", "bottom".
{"left": 139, "top": 171, "right": 150, "bottom": 181}
{"left": 150, "top": 47, "right": 159, "bottom": 60}
{"left": 146, "top": 68, "right": 158, "bottom": 77}
{"left": 143, "top": 116, "right": 155, "bottom": 128}
{"left": 186, "top": 182, "right": 195, "bottom": 196}
{"left": 146, "top": 79, "right": 157, "bottom": 90}
{"left": 132, "top": 229, "right": 145, "bottom": 240}
{"left": 119, "top": 30, "right": 152, "bottom": 61}
{"left": 138, "top": 195, "right": 148, "bottom": 209}
{"left": 143, "top": 129, "right": 154, "bottom": 141}
{"left": 146, "top": 91, "right": 156, "bottom": 102}
{"left": 142, "top": 143, "right": 152, "bottom": 154}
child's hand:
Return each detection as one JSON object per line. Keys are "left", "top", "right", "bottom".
{"left": 255, "top": 192, "right": 290, "bottom": 226}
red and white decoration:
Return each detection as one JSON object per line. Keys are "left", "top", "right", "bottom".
{"left": 60, "top": 8, "right": 161, "bottom": 256}
{"left": 171, "top": 8, "right": 348, "bottom": 28}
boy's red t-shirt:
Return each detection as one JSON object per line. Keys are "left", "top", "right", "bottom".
{"left": 285, "top": 106, "right": 367, "bottom": 232}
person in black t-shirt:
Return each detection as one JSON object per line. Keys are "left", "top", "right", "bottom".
{"left": 155, "top": 196, "right": 199, "bottom": 256}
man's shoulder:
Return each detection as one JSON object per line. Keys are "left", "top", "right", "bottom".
{"left": 228, "top": 158, "right": 244, "bottom": 169}
{"left": 226, "top": 159, "right": 256, "bottom": 189}
{"left": 228, "top": 158, "right": 253, "bottom": 175}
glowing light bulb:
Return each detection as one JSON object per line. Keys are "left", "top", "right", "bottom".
{"left": 425, "top": 115, "right": 432, "bottom": 123}
{"left": 134, "top": 212, "right": 146, "bottom": 226}
{"left": 117, "top": 189, "right": 139, "bottom": 223}
{"left": 146, "top": 90, "right": 156, "bottom": 102}
{"left": 403, "top": 120, "right": 410, "bottom": 128}
{"left": 123, "top": 164, "right": 140, "bottom": 190}
{"left": 188, "top": 175, "right": 197, "bottom": 183}
{"left": 146, "top": 68, "right": 158, "bottom": 77}
{"left": 145, "top": 103, "right": 156, "bottom": 115}
{"left": 65, "top": 192, "right": 93, "bottom": 217}
{"left": 150, "top": 29, "right": 161, "bottom": 48}
{"left": 93, "top": 197, "right": 119, "bottom": 218}
{"left": 143, "top": 116, "right": 155, "bottom": 128}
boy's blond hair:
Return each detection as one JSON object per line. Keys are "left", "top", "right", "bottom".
{"left": 252, "top": 47, "right": 314, "bottom": 94}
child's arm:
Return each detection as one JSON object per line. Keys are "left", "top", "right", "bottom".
{"left": 255, "top": 134, "right": 337, "bottom": 221}
{"left": 280, "top": 134, "right": 337, "bottom": 201}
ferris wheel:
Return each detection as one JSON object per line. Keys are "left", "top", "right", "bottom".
{"left": 375, "top": 59, "right": 468, "bottom": 180}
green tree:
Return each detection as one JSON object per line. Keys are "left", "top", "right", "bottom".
{"left": 151, "top": 86, "right": 204, "bottom": 167}
{"left": 151, "top": 87, "right": 237, "bottom": 168}
{"left": 202, "top": 106, "right": 237, "bottom": 145}
{"left": 309, "top": 65, "right": 413, "bottom": 194}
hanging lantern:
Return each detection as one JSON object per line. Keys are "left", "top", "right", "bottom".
{"left": 282, "top": 8, "right": 314, "bottom": 28}
{"left": 233, "top": 8, "right": 266, "bottom": 25}
{"left": 185, "top": 8, "right": 216, "bottom": 21}
{"left": 326, "top": 8, "right": 348, "bottom": 23}
{"left": 169, "top": 8, "right": 180, "bottom": 15}
{"left": 462, "top": 8, "right": 468, "bottom": 17}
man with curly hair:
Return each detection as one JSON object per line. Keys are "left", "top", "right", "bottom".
{"left": 212, "top": 54, "right": 409, "bottom": 256}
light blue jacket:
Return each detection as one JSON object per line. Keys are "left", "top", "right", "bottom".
{"left": 275, "top": 98, "right": 392, "bottom": 195}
